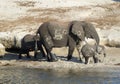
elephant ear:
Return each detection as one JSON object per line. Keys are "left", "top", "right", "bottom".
{"left": 82, "top": 21, "right": 100, "bottom": 45}
{"left": 70, "top": 21, "right": 85, "bottom": 41}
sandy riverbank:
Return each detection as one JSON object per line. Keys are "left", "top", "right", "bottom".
{"left": 0, "top": 47, "right": 119, "bottom": 72}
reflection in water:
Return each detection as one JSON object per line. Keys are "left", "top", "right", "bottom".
{"left": 0, "top": 66, "right": 120, "bottom": 84}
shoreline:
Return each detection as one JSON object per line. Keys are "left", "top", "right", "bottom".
{"left": 0, "top": 47, "right": 119, "bottom": 72}
{"left": 0, "top": 61, "right": 120, "bottom": 73}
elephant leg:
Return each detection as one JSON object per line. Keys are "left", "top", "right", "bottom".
{"left": 67, "top": 48, "right": 75, "bottom": 60}
{"left": 19, "top": 53, "right": 22, "bottom": 59}
{"left": 76, "top": 41, "right": 83, "bottom": 62}
{"left": 93, "top": 55, "right": 98, "bottom": 63}
{"left": 49, "top": 53, "right": 58, "bottom": 62}
{"left": 44, "top": 48, "right": 50, "bottom": 61}
{"left": 46, "top": 49, "right": 58, "bottom": 62}
{"left": 67, "top": 37, "right": 76, "bottom": 60}
{"left": 26, "top": 51, "right": 31, "bottom": 58}
{"left": 18, "top": 49, "right": 22, "bottom": 59}
{"left": 34, "top": 51, "right": 37, "bottom": 59}
{"left": 85, "top": 57, "right": 89, "bottom": 64}
{"left": 42, "top": 42, "right": 51, "bottom": 61}
{"left": 39, "top": 45, "right": 46, "bottom": 57}
{"left": 44, "top": 45, "right": 58, "bottom": 62}
{"left": 42, "top": 37, "right": 58, "bottom": 62}
{"left": 76, "top": 47, "right": 83, "bottom": 62}
{"left": 67, "top": 46, "right": 75, "bottom": 61}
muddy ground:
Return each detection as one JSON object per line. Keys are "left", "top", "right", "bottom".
{"left": 0, "top": 47, "right": 119, "bottom": 72}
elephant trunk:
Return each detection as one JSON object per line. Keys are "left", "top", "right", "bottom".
{"left": 34, "top": 34, "right": 39, "bottom": 57}
{"left": 95, "top": 33, "right": 100, "bottom": 53}
{"left": 82, "top": 21, "right": 100, "bottom": 53}
{"left": 35, "top": 39, "right": 38, "bottom": 53}
{"left": 92, "top": 33, "right": 100, "bottom": 45}
{"left": 92, "top": 33, "right": 100, "bottom": 53}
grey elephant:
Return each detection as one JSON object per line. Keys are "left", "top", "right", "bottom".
{"left": 81, "top": 44, "right": 106, "bottom": 64}
{"left": 36, "top": 21, "right": 100, "bottom": 62}
{"left": 19, "top": 34, "right": 45, "bottom": 59}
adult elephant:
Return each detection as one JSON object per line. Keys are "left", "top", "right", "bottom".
{"left": 36, "top": 21, "right": 100, "bottom": 62}
{"left": 71, "top": 21, "right": 100, "bottom": 61}
{"left": 19, "top": 34, "right": 45, "bottom": 59}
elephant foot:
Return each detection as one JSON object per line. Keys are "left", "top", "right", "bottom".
{"left": 50, "top": 53, "right": 58, "bottom": 62}
{"left": 46, "top": 53, "right": 58, "bottom": 62}
{"left": 34, "top": 53, "right": 37, "bottom": 59}
{"left": 84, "top": 57, "right": 89, "bottom": 64}
{"left": 26, "top": 55, "right": 31, "bottom": 59}
{"left": 67, "top": 55, "right": 72, "bottom": 61}
{"left": 42, "top": 53, "right": 46, "bottom": 58}
{"left": 94, "top": 58, "right": 98, "bottom": 63}
{"left": 34, "top": 54, "right": 37, "bottom": 59}
{"left": 33, "top": 58, "right": 38, "bottom": 61}
{"left": 85, "top": 62, "right": 88, "bottom": 64}
{"left": 79, "top": 59, "right": 83, "bottom": 63}
{"left": 18, "top": 55, "right": 22, "bottom": 59}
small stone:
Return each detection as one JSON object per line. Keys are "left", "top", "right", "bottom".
{"left": 0, "top": 43, "right": 5, "bottom": 57}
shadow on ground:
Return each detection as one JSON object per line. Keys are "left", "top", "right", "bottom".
{"left": 113, "top": 0, "right": 120, "bottom": 2}
{"left": 1, "top": 50, "right": 46, "bottom": 61}
{"left": 57, "top": 55, "right": 82, "bottom": 63}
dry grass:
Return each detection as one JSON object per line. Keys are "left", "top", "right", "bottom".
{"left": 0, "top": 16, "right": 58, "bottom": 32}
{"left": 1, "top": 2, "right": 120, "bottom": 31}
{"left": 86, "top": 3, "right": 120, "bottom": 29}
{"left": 28, "top": 7, "right": 70, "bottom": 13}
{"left": 86, "top": 14, "right": 120, "bottom": 29}
{"left": 15, "top": 1, "right": 36, "bottom": 7}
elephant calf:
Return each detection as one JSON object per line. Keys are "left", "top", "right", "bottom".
{"left": 81, "top": 44, "right": 106, "bottom": 64}
{"left": 19, "top": 34, "right": 45, "bottom": 59}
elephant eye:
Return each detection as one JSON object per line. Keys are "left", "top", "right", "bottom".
{"left": 63, "top": 30, "right": 67, "bottom": 34}
{"left": 77, "top": 31, "right": 81, "bottom": 34}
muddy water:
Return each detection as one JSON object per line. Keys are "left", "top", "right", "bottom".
{"left": 0, "top": 66, "right": 120, "bottom": 84}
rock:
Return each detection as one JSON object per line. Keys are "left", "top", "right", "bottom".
{"left": 0, "top": 43, "right": 5, "bottom": 57}
{"left": 108, "top": 28, "right": 120, "bottom": 47}
{"left": 97, "top": 27, "right": 120, "bottom": 47}
{"left": 0, "top": 31, "right": 31, "bottom": 49}
{"left": 0, "top": 32, "right": 14, "bottom": 48}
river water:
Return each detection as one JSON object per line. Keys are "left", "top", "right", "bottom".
{"left": 0, "top": 66, "right": 120, "bottom": 84}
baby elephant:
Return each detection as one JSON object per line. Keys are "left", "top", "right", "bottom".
{"left": 19, "top": 34, "right": 45, "bottom": 59}
{"left": 81, "top": 44, "right": 106, "bottom": 64}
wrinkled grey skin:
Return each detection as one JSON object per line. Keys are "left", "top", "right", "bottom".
{"left": 36, "top": 21, "right": 100, "bottom": 62}
{"left": 19, "top": 34, "right": 45, "bottom": 59}
{"left": 81, "top": 44, "right": 106, "bottom": 64}
{"left": 71, "top": 21, "right": 100, "bottom": 52}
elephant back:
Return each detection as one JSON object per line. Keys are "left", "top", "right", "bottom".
{"left": 81, "top": 44, "right": 96, "bottom": 57}
{"left": 47, "top": 22, "right": 69, "bottom": 40}
{"left": 22, "top": 34, "right": 34, "bottom": 43}
{"left": 21, "top": 34, "right": 35, "bottom": 50}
